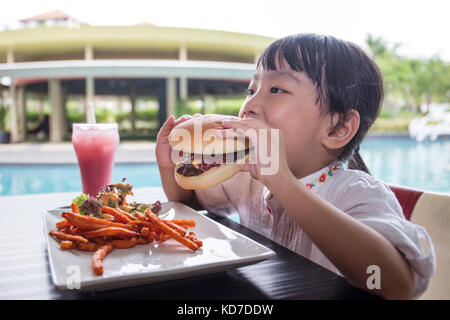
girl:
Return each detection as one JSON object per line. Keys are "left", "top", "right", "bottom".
{"left": 156, "top": 34, "right": 435, "bottom": 299}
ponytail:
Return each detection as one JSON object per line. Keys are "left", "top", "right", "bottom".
{"left": 347, "top": 146, "right": 371, "bottom": 175}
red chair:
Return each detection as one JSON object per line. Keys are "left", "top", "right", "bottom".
{"left": 388, "top": 185, "right": 424, "bottom": 221}
{"left": 388, "top": 184, "right": 450, "bottom": 300}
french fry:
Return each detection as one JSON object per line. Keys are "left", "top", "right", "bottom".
{"left": 78, "top": 242, "right": 101, "bottom": 251}
{"left": 82, "top": 227, "right": 139, "bottom": 239}
{"left": 187, "top": 232, "right": 203, "bottom": 248}
{"left": 147, "top": 231, "right": 157, "bottom": 243}
{"left": 71, "top": 202, "right": 80, "bottom": 214}
{"left": 117, "top": 208, "right": 137, "bottom": 221}
{"left": 128, "top": 220, "right": 155, "bottom": 229}
{"left": 137, "top": 238, "right": 147, "bottom": 244}
{"left": 102, "top": 213, "right": 115, "bottom": 221}
{"left": 133, "top": 212, "right": 147, "bottom": 221}
{"left": 140, "top": 227, "right": 149, "bottom": 237}
{"left": 90, "top": 238, "right": 108, "bottom": 245}
{"left": 56, "top": 220, "right": 71, "bottom": 229}
{"left": 129, "top": 220, "right": 162, "bottom": 236}
{"left": 101, "top": 206, "right": 131, "bottom": 224}
{"left": 156, "top": 233, "right": 170, "bottom": 243}
{"left": 65, "top": 225, "right": 83, "bottom": 235}
{"left": 92, "top": 244, "right": 114, "bottom": 275}
{"left": 49, "top": 230, "right": 89, "bottom": 243}
{"left": 128, "top": 220, "right": 165, "bottom": 237}
{"left": 169, "top": 220, "right": 196, "bottom": 228}
{"left": 61, "top": 212, "right": 134, "bottom": 230}
{"left": 164, "top": 221, "right": 187, "bottom": 236}
{"left": 145, "top": 209, "right": 199, "bottom": 251}
{"left": 53, "top": 191, "right": 203, "bottom": 276}
{"left": 108, "top": 238, "right": 139, "bottom": 249}
{"left": 129, "top": 220, "right": 188, "bottom": 237}
{"left": 60, "top": 240, "right": 77, "bottom": 250}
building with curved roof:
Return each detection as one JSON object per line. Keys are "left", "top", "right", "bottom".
{"left": 0, "top": 11, "right": 274, "bottom": 142}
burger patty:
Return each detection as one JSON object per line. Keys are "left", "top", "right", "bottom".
{"left": 176, "top": 148, "right": 250, "bottom": 177}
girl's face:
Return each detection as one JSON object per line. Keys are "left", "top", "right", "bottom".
{"left": 239, "top": 66, "right": 334, "bottom": 178}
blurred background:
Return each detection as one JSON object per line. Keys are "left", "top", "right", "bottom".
{"left": 0, "top": 0, "right": 448, "bottom": 195}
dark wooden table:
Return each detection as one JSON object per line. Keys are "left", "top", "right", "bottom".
{"left": 0, "top": 187, "right": 379, "bottom": 300}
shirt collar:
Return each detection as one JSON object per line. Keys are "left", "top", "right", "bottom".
{"left": 298, "top": 160, "right": 345, "bottom": 190}
{"left": 263, "top": 159, "right": 345, "bottom": 214}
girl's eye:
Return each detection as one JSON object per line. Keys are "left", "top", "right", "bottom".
{"left": 270, "top": 87, "right": 287, "bottom": 94}
{"left": 246, "top": 88, "right": 255, "bottom": 96}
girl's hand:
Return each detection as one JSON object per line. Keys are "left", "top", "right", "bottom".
{"left": 155, "top": 114, "right": 201, "bottom": 169}
{"left": 216, "top": 118, "right": 293, "bottom": 187}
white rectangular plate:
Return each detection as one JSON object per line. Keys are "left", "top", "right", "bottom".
{"left": 43, "top": 201, "right": 275, "bottom": 291}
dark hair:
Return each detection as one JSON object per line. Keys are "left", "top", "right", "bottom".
{"left": 257, "top": 33, "right": 383, "bottom": 174}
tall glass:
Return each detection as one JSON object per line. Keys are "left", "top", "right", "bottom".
{"left": 72, "top": 123, "right": 120, "bottom": 197}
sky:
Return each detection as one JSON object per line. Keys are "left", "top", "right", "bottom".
{"left": 0, "top": 0, "right": 449, "bottom": 61}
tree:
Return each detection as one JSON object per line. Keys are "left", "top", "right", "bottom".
{"left": 365, "top": 34, "right": 449, "bottom": 113}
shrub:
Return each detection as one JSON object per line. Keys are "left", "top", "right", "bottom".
{"left": 136, "top": 109, "right": 158, "bottom": 121}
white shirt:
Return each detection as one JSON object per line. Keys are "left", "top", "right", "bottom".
{"left": 194, "top": 160, "right": 436, "bottom": 299}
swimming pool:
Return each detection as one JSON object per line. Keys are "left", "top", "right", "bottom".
{"left": 0, "top": 163, "right": 162, "bottom": 196}
{"left": 360, "top": 136, "right": 449, "bottom": 194}
{"left": 0, "top": 137, "right": 449, "bottom": 196}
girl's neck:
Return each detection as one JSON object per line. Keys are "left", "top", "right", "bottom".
{"left": 292, "top": 155, "right": 340, "bottom": 180}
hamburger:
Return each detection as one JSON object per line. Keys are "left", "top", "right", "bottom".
{"left": 168, "top": 114, "right": 251, "bottom": 190}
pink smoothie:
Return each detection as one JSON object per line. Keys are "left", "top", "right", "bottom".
{"left": 72, "top": 123, "right": 120, "bottom": 197}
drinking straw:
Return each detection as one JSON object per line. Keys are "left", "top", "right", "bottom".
{"left": 87, "top": 102, "right": 96, "bottom": 124}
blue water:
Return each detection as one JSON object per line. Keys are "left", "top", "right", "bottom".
{"left": 0, "top": 163, "right": 162, "bottom": 196}
{"left": 360, "top": 136, "right": 450, "bottom": 194}
{"left": 0, "top": 137, "right": 449, "bottom": 196}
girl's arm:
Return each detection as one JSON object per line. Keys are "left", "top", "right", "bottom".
{"left": 219, "top": 118, "right": 414, "bottom": 299}
{"left": 265, "top": 170, "right": 415, "bottom": 300}
{"left": 156, "top": 114, "right": 203, "bottom": 210}
{"left": 158, "top": 165, "right": 203, "bottom": 210}
{"left": 158, "top": 166, "right": 193, "bottom": 203}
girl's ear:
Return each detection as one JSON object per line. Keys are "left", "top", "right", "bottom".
{"left": 321, "top": 109, "right": 360, "bottom": 151}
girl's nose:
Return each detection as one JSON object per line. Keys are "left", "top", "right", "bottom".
{"left": 240, "top": 100, "right": 260, "bottom": 119}
{"left": 240, "top": 109, "right": 257, "bottom": 118}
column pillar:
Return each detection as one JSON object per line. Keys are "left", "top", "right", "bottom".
{"left": 157, "top": 82, "right": 167, "bottom": 129}
{"left": 179, "top": 45, "right": 188, "bottom": 61}
{"left": 16, "top": 86, "right": 26, "bottom": 141}
{"left": 85, "top": 76, "right": 95, "bottom": 121}
{"left": 49, "top": 79, "right": 64, "bottom": 142}
{"left": 85, "top": 43, "right": 94, "bottom": 60}
{"left": 9, "top": 79, "right": 19, "bottom": 142}
{"left": 178, "top": 45, "right": 188, "bottom": 101}
{"left": 130, "top": 85, "right": 136, "bottom": 135}
{"left": 7, "top": 49, "right": 14, "bottom": 64}
{"left": 61, "top": 83, "right": 67, "bottom": 138}
{"left": 199, "top": 86, "right": 206, "bottom": 114}
{"left": 166, "top": 77, "right": 176, "bottom": 118}
{"left": 179, "top": 76, "right": 188, "bottom": 101}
